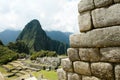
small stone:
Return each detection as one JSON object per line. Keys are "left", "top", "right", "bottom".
{"left": 67, "top": 48, "right": 80, "bottom": 61}
{"left": 57, "top": 68, "right": 67, "bottom": 80}
{"left": 78, "top": 11, "right": 92, "bottom": 32}
{"left": 100, "top": 47, "right": 120, "bottom": 62}
{"left": 91, "top": 62, "right": 114, "bottom": 80}
{"left": 82, "top": 76, "right": 101, "bottom": 80}
{"left": 73, "top": 61, "right": 91, "bottom": 75}
{"left": 78, "top": 0, "right": 94, "bottom": 13}
{"left": 0, "top": 72, "right": 4, "bottom": 80}
{"left": 115, "top": 65, "right": 120, "bottom": 80}
{"left": 94, "top": 0, "right": 113, "bottom": 8}
{"left": 79, "top": 48, "right": 100, "bottom": 62}
{"left": 61, "top": 58, "right": 73, "bottom": 72}
{"left": 68, "top": 73, "right": 81, "bottom": 80}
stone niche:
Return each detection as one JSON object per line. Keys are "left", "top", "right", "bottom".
{"left": 57, "top": 0, "right": 120, "bottom": 80}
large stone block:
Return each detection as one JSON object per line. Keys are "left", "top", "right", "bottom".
{"left": 67, "top": 48, "right": 80, "bottom": 61}
{"left": 115, "top": 65, "right": 120, "bottom": 80}
{"left": 91, "top": 62, "right": 114, "bottom": 80}
{"left": 57, "top": 68, "right": 67, "bottom": 80}
{"left": 78, "top": 0, "right": 94, "bottom": 13}
{"left": 78, "top": 11, "right": 92, "bottom": 32}
{"left": 73, "top": 61, "right": 91, "bottom": 75}
{"left": 82, "top": 76, "right": 101, "bottom": 80}
{"left": 100, "top": 47, "right": 120, "bottom": 62}
{"left": 114, "top": 0, "right": 120, "bottom": 3}
{"left": 94, "top": 0, "right": 113, "bottom": 8}
{"left": 70, "top": 26, "right": 120, "bottom": 48}
{"left": 70, "top": 34, "right": 80, "bottom": 48}
{"left": 92, "top": 4, "right": 120, "bottom": 28}
{"left": 68, "top": 73, "right": 81, "bottom": 80}
{"left": 79, "top": 48, "right": 100, "bottom": 62}
{"left": 61, "top": 58, "right": 73, "bottom": 72}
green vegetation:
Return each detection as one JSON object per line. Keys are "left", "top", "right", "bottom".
{"left": 7, "top": 40, "right": 29, "bottom": 54}
{"left": 0, "top": 40, "right": 3, "bottom": 45}
{"left": 32, "top": 70, "right": 58, "bottom": 80}
{"left": 31, "top": 50, "right": 57, "bottom": 60}
{"left": 18, "top": 53, "right": 27, "bottom": 59}
{"left": 0, "top": 45, "right": 18, "bottom": 64}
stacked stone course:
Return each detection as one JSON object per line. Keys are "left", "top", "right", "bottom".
{"left": 57, "top": 0, "right": 120, "bottom": 80}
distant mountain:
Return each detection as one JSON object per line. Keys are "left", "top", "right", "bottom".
{"left": 0, "top": 30, "right": 21, "bottom": 44}
{"left": 17, "top": 19, "right": 68, "bottom": 54}
{"left": 46, "top": 31, "right": 71, "bottom": 44}
{"left": 0, "top": 30, "right": 71, "bottom": 45}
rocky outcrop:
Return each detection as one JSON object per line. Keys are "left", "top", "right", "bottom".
{"left": 58, "top": 0, "right": 120, "bottom": 80}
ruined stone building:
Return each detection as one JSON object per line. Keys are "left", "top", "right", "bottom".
{"left": 57, "top": 0, "right": 120, "bottom": 80}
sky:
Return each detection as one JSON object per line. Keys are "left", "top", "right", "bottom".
{"left": 0, "top": 0, "right": 80, "bottom": 33}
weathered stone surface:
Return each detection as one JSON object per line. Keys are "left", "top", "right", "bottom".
{"left": 82, "top": 76, "right": 101, "bottom": 80}
{"left": 57, "top": 68, "right": 67, "bottom": 80}
{"left": 79, "top": 48, "right": 100, "bottom": 62}
{"left": 115, "top": 65, "right": 120, "bottom": 80}
{"left": 78, "top": 0, "right": 94, "bottom": 13}
{"left": 67, "top": 48, "right": 80, "bottom": 61}
{"left": 73, "top": 61, "right": 91, "bottom": 75}
{"left": 70, "top": 26, "right": 120, "bottom": 48}
{"left": 68, "top": 73, "right": 81, "bottom": 80}
{"left": 61, "top": 58, "right": 73, "bottom": 72}
{"left": 91, "top": 62, "right": 114, "bottom": 80}
{"left": 92, "top": 4, "right": 120, "bottom": 28}
{"left": 100, "top": 47, "right": 120, "bottom": 62}
{"left": 70, "top": 34, "right": 80, "bottom": 48}
{"left": 0, "top": 72, "right": 4, "bottom": 80}
{"left": 94, "top": 0, "right": 113, "bottom": 8}
{"left": 78, "top": 11, "right": 92, "bottom": 32}
{"left": 114, "top": 0, "right": 120, "bottom": 3}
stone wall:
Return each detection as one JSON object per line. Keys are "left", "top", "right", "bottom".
{"left": 57, "top": 0, "right": 120, "bottom": 80}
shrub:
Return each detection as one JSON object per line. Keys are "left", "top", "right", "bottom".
{"left": 18, "top": 53, "right": 27, "bottom": 59}
{"left": 0, "top": 45, "right": 18, "bottom": 64}
{"left": 30, "top": 50, "right": 57, "bottom": 60}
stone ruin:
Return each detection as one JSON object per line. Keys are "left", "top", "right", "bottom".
{"left": 57, "top": 0, "right": 120, "bottom": 80}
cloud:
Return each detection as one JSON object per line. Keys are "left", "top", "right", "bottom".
{"left": 0, "top": 0, "right": 80, "bottom": 32}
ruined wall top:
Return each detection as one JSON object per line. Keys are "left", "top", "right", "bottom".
{"left": 70, "top": 0, "right": 120, "bottom": 48}
{"left": 78, "top": 0, "right": 120, "bottom": 32}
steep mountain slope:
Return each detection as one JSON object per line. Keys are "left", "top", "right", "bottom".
{"left": 17, "top": 19, "right": 68, "bottom": 54}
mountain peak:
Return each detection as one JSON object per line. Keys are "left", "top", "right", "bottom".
{"left": 25, "top": 19, "right": 42, "bottom": 30}
{"left": 29, "top": 19, "right": 40, "bottom": 24}
{"left": 17, "top": 19, "right": 68, "bottom": 54}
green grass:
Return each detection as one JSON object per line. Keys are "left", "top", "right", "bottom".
{"left": 0, "top": 66, "right": 7, "bottom": 74}
{"left": 32, "top": 70, "right": 58, "bottom": 80}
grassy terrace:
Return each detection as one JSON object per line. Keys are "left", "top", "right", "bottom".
{"left": 0, "top": 60, "right": 58, "bottom": 80}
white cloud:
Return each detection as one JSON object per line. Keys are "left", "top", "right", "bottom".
{"left": 0, "top": 0, "right": 80, "bottom": 33}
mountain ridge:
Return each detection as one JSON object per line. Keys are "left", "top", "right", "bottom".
{"left": 0, "top": 30, "right": 71, "bottom": 45}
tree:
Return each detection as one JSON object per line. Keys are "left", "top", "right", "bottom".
{"left": 0, "top": 40, "right": 3, "bottom": 46}
{"left": 7, "top": 40, "right": 29, "bottom": 54}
